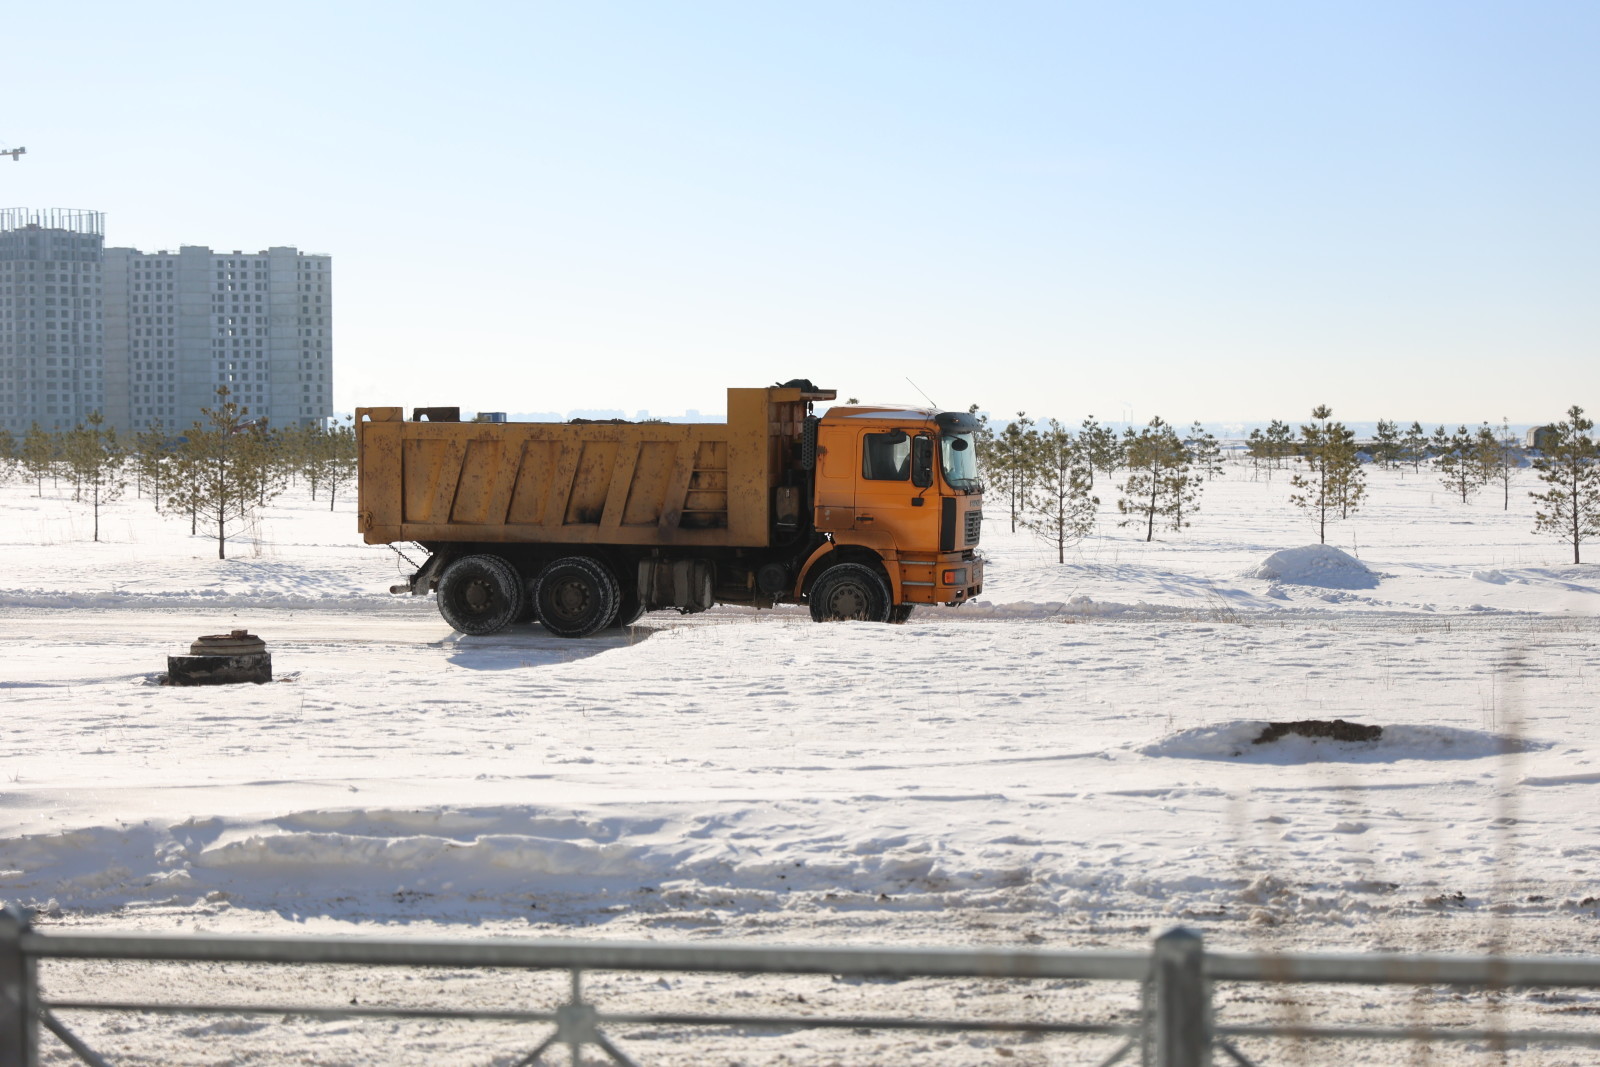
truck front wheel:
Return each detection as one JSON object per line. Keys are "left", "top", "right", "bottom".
{"left": 809, "top": 563, "right": 892, "bottom": 623}
{"left": 437, "top": 554, "right": 524, "bottom": 636}
{"left": 533, "top": 556, "right": 620, "bottom": 637}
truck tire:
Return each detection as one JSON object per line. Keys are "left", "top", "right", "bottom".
{"left": 533, "top": 556, "right": 620, "bottom": 637}
{"left": 437, "top": 554, "right": 524, "bottom": 636}
{"left": 809, "top": 563, "right": 892, "bottom": 623}
{"left": 888, "top": 604, "right": 915, "bottom": 624}
{"left": 613, "top": 583, "right": 646, "bottom": 628}
{"left": 513, "top": 574, "right": 540, "bottom": 625}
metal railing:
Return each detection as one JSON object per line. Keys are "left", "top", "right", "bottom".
{"left": 5, "top": 904, "right": 1600, "bottom": 1065}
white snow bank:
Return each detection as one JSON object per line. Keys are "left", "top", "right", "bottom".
{"left": 1142, "top": 721, "right": 1546, "bottom": 762}
{"left": 1244, "top": 544, "right": 1379, "bottom": 589}
{"left": 0, "top": 805, "right": 1049, "bottom": 917}
{"left": 0, "top": 588, "right": 397, "bottom": 610}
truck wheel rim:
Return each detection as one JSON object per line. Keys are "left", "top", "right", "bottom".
{"left": 826, "top": 583, "right": 870, "bottom": 619}
{"left": 464, "top": 579, "right": 493, "bottom": 613}
{"left": 549, "top": 579, "right": 589, "bottom": 621}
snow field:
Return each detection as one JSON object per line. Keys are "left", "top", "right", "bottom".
{"left": 4, "top": 608, "right": 1595, "bottom": 930}
{"left": 2, "top": 459, "right": 1599, "bottom": 1063}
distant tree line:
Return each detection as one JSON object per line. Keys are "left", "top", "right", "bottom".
{"left": 1254, "top": 417, "right": 1527, "bottom": 510}
{"left": 965, "top": 403, "right": 1600, "bottom": 562}
{"left": 5, "top": 396, "right": 1596, "bottom": 564}
{"left": 0, "top": 387, "right": 357, "bottom": 559}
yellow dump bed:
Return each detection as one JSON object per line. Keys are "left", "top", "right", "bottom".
{"left": 356, "top": 386, "right": 810, "bottom": 549}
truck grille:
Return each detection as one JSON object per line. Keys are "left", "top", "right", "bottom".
{"left": 965, "top": 509, "right": 982, "bottom": 546}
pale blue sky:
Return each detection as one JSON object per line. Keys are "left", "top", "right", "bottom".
{"left": 5, "top": 1, "right": 1595, "bottom": 423}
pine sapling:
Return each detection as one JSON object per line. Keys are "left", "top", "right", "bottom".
{"left": 1289, "top": 405, "right": 1366, "bottom": 543}
{"left": 1118, "top": 416, "right": 1197, "bottom": 541}
{"left": 1529, "top": 405, "right": 1600, "bottom": 564}
{"left": 1022, "top": 419, "right": 1098, "bottom": 562}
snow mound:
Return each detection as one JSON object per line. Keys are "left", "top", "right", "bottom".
{"left": 0, "top": 806, "right": 1049, "bottom": 915}
{"left": 1142, "top": 721, "right": 1545, "bottom": 763}
{"left": 1244, "top": 545, "right": 1378, "bottom": 589}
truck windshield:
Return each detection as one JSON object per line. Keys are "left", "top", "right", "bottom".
{"left": 940, "top": 433, "right": 981, "bottom": 491}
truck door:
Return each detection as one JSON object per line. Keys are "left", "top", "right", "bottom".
{"left": 855, "top": 428, "right": 938, "bottom": 549}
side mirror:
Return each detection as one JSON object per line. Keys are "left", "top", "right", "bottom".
{"left": 911, "top": 435, "right": 934, "bottom": 488}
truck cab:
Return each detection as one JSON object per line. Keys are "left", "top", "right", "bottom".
{"left": 806, "top": 405, "right": 984, "bottom": 611}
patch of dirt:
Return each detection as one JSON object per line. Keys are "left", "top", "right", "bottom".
{"left": 1253, "top": 719, "right": 1383, "bottom": 745}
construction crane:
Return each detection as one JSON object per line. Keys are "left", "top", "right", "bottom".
{"left": 2, "top": 146, "right": 24, "bottom": 162}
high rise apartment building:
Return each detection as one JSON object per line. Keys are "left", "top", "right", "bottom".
{"left": 0, "top": 207, "right": 332, "bottom": 437}
{"left": 0, "top": 209, "right": 106, "bottom": 434}
{"left": 102, "top": 244, "right": 332, "bottom": 433}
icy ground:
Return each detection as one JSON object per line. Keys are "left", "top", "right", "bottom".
{"left": 2, "top": 462, "right": 1599, "bottom": 1064}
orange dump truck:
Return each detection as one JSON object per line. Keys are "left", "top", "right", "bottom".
{"left": 355, "top": 381, "right": 983, "bottom": 637}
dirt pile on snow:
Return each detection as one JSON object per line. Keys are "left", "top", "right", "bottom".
{"left": 1254, "top": 719, "right": 1382, "bottom": 744}
{"left": 1142, "top": 721, "right": 1544, "bottom": 762}
{"left": 1244, "top": 544, "right": 1379, "bottom": 589}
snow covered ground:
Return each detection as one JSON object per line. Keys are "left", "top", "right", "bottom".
{"left": 2, "top": 460, "right": 1598, "bottom": 1064}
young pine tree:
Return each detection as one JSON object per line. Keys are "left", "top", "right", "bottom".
{"left": 1183, "top": 421, "right": 1224, "bottom": 480}
{"left": 165, "top": 387, "right": 282, "bottom": 559}
{"left": 248, "top": 425, "right": 288, "bottom": 508}
{"left": 132, "top": 420, "right": 170, "bottom": 508}
{"left": 319, "top": 421, "right": 359, "bottom": 510}
{"left": 21, "top": 423, "right": 56, "bottom": 496}
{"left": 1245, "top": 428, "right": 1271, "bottom": 479}
{"left": 1372, "top": 419, "right": 1401, "bottom": 469}
{"left": 62, "top": 411, "right": 127, "bottom": 542}
{"left": 158, "top": 437, "right": 197, "bottom": 534}
{"left": 1022, "top": 419, "right": 1098, "bottom": 562}
{"left": 1435, "top": 425, "right": 1488, "bottom": 503}
{"left": 1402, "top": 421, "right": 1429, "bottom": 472}
{"left": 1429, "top": 425, "right": 1450, "bottom": 458}
{"left": 1479, "top": 419, "right": 1522, "bottom": 512}
{"left": 1264, "top": 419, "right": 1295, "bottom": 469}
{"left": 1118, "top": 416, "right": 1197, "bottom": 542}
{"left": 1529, "top": 405, "right": 1600, "bottom": 564}
{"left": 993, "top": 413, "right": 1041, "bottom": 533}
{"left": 1078, "top": 416, "right": 1123, "bottom": 487}
{"left": 290, "top": 423, "right": 326, "bottom": 500}
{"left": 1289, "top": 405, "right": 1366, "bottom": 544}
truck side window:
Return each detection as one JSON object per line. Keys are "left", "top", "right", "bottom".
{"left": 862, "top": 432, "right": 911, "bottom": 480}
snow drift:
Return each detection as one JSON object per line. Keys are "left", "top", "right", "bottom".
{"left": 1244, "top": 544, "right": 1379, "bottom": 589}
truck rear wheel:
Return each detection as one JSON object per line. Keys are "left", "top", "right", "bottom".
{"left": 513, "top": 581, "right": 539, "bottom": 625}
{"left": 614, "top": 583, "right": 646, "bottom": 627}
{"left": 437, "top": 554, "right": 524, "bottom": 636}
{"left": 809, "top": 563, "right": 892, "bottom": 623}
{"left": 533, "top": 556, "right": 620, "bottom": 637}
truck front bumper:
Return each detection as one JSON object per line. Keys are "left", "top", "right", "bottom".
{"left": 898, "top": 553, "right": 984, "bottom": 606}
